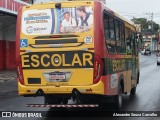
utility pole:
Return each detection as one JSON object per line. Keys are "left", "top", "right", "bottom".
{"left": 144, "top": 12, "right": 154, "bottom": 31}
{"left": 144, "top": 12, "right": 154, "bottom": 51}
{"left": 151, "top": 12, "right": 153, "bottom": 51}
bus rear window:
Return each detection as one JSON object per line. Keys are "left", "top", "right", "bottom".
{"left": 21, "top": 6, "right": 93, "bottom": 35}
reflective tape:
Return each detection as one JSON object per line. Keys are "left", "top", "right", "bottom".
{"left": 26, "top": 104, "right": 98, "bottom": 108}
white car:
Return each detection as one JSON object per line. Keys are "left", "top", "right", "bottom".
{"left": 157, "top": 56, "right": 160, "bottom": 65}
{"left": 141, "top": 49, "right": 145, "bottom": 55}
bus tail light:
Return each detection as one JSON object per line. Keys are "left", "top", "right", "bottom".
{"left": 17, "top": 59, "right": 24, "bottom": 85}
{"left": 93, "top": 55, "right": 104, "bottom": 84}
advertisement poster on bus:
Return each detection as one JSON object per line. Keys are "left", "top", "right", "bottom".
{"left": 21, "top": 6, "right": 93, "bottom": 35}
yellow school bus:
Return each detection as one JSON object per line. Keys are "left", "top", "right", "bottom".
{"left": 16, "top": 0, "right": 139, "bottom": 109}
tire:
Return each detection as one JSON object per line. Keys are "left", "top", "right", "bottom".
{"left": 130, "top": 86, "right": 137, "bottom": 94}
{"left": 157, "top": 63, "right": 160, "bottom": 65}
{"left": 131, "top": 73, "right": 139, "bottom": 94}
{"left": 114, "top": 85, "right": 122, "bottom": 110}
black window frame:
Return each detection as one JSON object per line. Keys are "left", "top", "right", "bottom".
{"left": 119, "top": 21, "right": 126, "bottom": 54}
{"left": 103, "top": 11, "right": 116, "bottom": 54}
{"left": 114, "top": 17, "right": 126, "bottom": 54}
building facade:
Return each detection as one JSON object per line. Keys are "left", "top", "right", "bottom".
{"left": 0, "top": 0, "right": 29, "bottom": 70}
{"left": 142, "top": 34, "right": 158, "bottom": 51}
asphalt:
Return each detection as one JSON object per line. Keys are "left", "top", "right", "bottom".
{"left": 0, "top": 70, "right": 17, "bottom": 94}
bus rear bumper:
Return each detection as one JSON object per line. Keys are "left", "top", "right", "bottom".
{"left": 18, "top": 81, "right": 105, "bottom": 96}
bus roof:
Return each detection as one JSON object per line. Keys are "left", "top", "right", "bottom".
{"left": 97, "top": 0, "right": 136, "bottom": 28}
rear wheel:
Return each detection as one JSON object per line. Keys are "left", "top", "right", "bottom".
{"left": 114, "top": 85, "right": 122, "bottom": 110}
{"left": 131, "top": 74, "right": 139, "bottom": 94}
{"left": 130, "top": 86, "right": 137, "bottom": 94}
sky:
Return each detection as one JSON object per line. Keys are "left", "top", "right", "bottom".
{"left": 106, "top": 0, "right": 160, "bottom": 24}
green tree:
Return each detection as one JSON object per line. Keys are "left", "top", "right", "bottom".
{"left": 131, "top": 18, "right": 159, "bottom": 32}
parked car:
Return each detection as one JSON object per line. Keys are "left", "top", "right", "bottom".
{"left": 144, "top": 49, "right": 151, "bottom": 55}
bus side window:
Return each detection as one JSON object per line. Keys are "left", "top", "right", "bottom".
{"left": 126, "top": 38, "right": 131, "bottom": 54}
{"left": 103, "top": 12, "right": 116, "bottom": 53}
{"left": 125, "top": 28, "right": 132, "bottom": 55}
{"left": 135, "top": 34, "right": 139, "bottom": 56}
{"left": 131, "top": 33, "right": 136, "bottom": 55}
{"left": 115, "top": 19, "right": 120, "bottom": 52}
{"left": 115, "top": 20, "right": 126, "bottom": 54}
{"left": 120, "top": 22, "right": 126, "bottom": 53}
{"left": 104, "top": 14, "right": 110, "bottom": 39}
{"left": 109, "top": 17, "right": 115, "bottom": 40}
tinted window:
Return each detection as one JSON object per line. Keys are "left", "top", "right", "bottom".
{"left": 104, "top": 12, "right": 116, "bottom": 53}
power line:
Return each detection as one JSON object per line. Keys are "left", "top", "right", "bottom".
{"left": 119, "top": 12, "right": 160, "bottom": 18}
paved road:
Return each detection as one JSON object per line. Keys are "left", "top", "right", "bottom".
{"left": 0, "top": 71, "right": 17, "bottom": 93}
{"left": 0, "top": 54, "right": 160, "bottom": 120}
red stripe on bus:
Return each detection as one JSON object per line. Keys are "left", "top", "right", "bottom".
{"left": 16, "top": 7, "right": 22, "bottom": 62}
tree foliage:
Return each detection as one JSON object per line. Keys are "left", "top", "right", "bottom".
{"left": 131, "top": 18, "right": 159, "bottom": 33}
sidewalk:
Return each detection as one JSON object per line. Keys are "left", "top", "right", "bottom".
{"left": 0, "top": 70, "right": 17, "bottom": 94}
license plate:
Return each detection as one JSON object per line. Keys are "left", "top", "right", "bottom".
{"left": 49, "top": 73, "right": 66, "bottom": 80}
